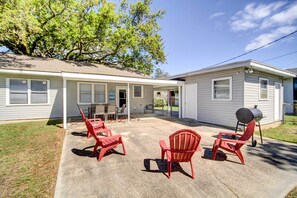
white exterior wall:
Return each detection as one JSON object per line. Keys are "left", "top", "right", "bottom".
{"left": 244, "top": 70, "right": 283, "bottom": 124}
{"left": 67, "top": 80, "right": 154, "bottom": 117}
{"left": 184, "top": 68, "right": 244, "bottom": 127}
{"left": 0, "top": 74, "right": 63, "bottom": 121}
{"left": 283, "top": 78, "right": 294, "bottom": 114}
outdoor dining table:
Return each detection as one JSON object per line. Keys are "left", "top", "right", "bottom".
{"left": 88, "top": 103, "right": 108, "bottom": 119}
{"left": 88, "top": 103, "right": 119, "bottom": 120}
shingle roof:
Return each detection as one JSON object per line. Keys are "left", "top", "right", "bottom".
{"left": 286, "top": 68, "right": 297, "bottom": 75}
{"left": 0, "top": 54, "right": 150, "bottom": 78}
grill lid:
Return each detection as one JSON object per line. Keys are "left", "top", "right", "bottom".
{"left": 236, "top": 108, "right": 263, "bottom": 124}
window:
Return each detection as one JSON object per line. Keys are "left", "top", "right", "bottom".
{"left": 212, "top": 77, "right": 232, "bottom": 100}
{"left": 31, "top": 80, "right": 48, "bottom": 103}
{"left": 7, "top": 78, "right": 49, "bottom": 105}
{"left": 78, "top": 82, "right": 106, "bottom": 104}
{"left": 259, "top": 78, "right": 269, "bottom": 100}
{"left": 133, "top": 85, "right": 143, "bottom": 98}
{"left": 9, "top": 79, "right": 28, "bottom": 104}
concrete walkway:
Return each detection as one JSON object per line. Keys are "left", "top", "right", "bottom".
{"left": 55, "top": 117, "right": 297, "bottom": 198}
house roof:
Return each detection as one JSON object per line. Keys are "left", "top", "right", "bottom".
{"left": 286, "top": 68, "right": 297, "bottom": 75}
{"left": 0, "top": 54, "right": 183, "bottom": 86}
{"left": 0, "top": 54, "right": 150, "bottom": 79}
{"left": 170, "top": 59, "right": 296, "bottom": 79}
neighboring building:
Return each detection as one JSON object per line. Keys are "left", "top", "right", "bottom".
{"left": 154, "top": 90, "right": 179, "bottom": 106}
{"left": 284, "top": 68, "right": 297, "bottom": 114}
{"left": 0, "top": 54, "right": 182, "bottom": 128}
{"left": 170, "top": 60, "right": 296, "bottom": 127}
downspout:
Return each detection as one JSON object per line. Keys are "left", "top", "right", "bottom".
{"left": 63, "top": 78, "right": 67, "bottom": 129}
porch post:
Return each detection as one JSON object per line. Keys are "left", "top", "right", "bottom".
{"left": 167, "top": 89, "right": 170, "bottom": 116}
{"left": 178, "top": 85, "right": 182, "bottom": 118}
{"left": 182, "top": 84, "right": 185, "bottom": 118}
{"left": 63, "top": 78, "right": 67, "bottom": 129}
{"left": 127, "top": 82, "right": 131, "bottom": 122}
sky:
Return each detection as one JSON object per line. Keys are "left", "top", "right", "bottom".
{"left": 150, "top": 0, "right": 297, "bottom": 75}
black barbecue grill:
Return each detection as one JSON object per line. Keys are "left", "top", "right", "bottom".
{"left": 235, "top": 105, "right": 263, "bottom": 147}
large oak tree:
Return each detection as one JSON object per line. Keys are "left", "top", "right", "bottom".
{"left": 0, "top": 0, "right": 166, "bottom": 75}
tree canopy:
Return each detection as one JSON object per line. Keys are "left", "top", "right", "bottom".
{"left": 153, "top": 67, "right": 170, "bottom": 78}
{"left": 0, "top": 0, "right": 166, "bottom": 75}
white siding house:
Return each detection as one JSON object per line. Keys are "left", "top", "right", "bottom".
{"left": 0, "top": 54, "right": 183, "bottom": 128}
{"left": 171, "top": 60, "right": 296, "bottom": 127}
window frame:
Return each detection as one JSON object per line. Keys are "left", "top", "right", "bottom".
{"left": 77, "top": 82, "right": 107, "bottom": 104}
{"left": 259, "top": 77, "right": 269, "bottom": 101}
{"left": 6, "top": 78, "right": 50, "bottom": 106}
{"left": 133, "top": 85, "right": 143, "bottom": 98}
{"left": 211, "top": 76, "right": 232, "bottom": 101}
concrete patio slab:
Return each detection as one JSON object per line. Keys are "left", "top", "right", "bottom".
{"left": 55, "top": 117, "right": 297, "bottom": 198}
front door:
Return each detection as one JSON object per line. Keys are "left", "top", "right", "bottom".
{"left": 185, "top": 83, "right": 197, "bottom": 119}
{"left": 274, "top": 82, "right": 283, "bottom": 121}
{"left": 116, "top": 86, "right": 127, "bottom": 107}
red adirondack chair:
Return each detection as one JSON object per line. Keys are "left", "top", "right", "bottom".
{"left": 78, "top": 107, "right": 112, "bottom": 138}
{"left": 211, "top": 119, "right": 256, "bottom": 165}
{"left": 159, "top": 129, "right": 202, "bottom": 179}
{"left": 85, "top": 119, "right": 126, "bottom": 161}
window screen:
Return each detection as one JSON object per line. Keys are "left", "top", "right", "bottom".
{"left": 213, "top": 78, "right": 231, "bottom": 100}
{"left": 9, "top": 79, "right": 28, "bottom": 104}
{"left": 133, "top": 85, "right": 142, "bottom": 98}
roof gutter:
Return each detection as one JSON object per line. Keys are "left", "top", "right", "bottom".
{"left": 170, "top": 60, "right": 296, "bottom": 79}
{"left": 62, "top": 72, "right": 184, "bottom": 86}
{"left": 0, "top": 68, "right": 62, "bottom": 77}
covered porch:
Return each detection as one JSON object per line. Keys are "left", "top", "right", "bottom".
{"left": 62, "top": 72, "right": 184, "bottom": 129}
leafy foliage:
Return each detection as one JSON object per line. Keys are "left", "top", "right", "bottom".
{"left": 153, "top": 67, "right": 170, "bottom": 78}
{"left": 0, "top": 0, "right": 166, "bottom": 74}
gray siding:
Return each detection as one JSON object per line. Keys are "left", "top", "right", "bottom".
{"left": 67, "top": 80, "right": 153, "bottom": 117}
{"left": 244, "top": 70, "right": 283, "bottom": 124}
{"left": 0, "top": 74, "right": 63, "bottom": 121}
{"left": 283, "top": 78, "right": 294, "bottom": 114}
{"left": 184, "top": 68, "right": 244, "bottom": 127}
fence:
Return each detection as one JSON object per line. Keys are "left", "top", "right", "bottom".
{"left": 283, "top": 103, "right": 297, "bottom": 124}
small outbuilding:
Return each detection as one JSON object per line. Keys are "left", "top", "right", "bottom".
{"left": 170, "top": 60, "right": 296, "bottom": 127}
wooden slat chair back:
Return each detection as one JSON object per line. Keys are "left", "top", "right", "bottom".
{"left": 78, "top": 107, "right": 111, "bottom": 137}
{"left": 159, "top": 129, "right": 201, "bottom": 179}
{"left": 169, "top": 129, "right": 201, "bottom": 162}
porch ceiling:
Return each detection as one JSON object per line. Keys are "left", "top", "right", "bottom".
{"left": 153, "top": 86, "right": 179, "bottom": 91}
{"left": 62, "top": 72, "right": 184, "bottom": 86}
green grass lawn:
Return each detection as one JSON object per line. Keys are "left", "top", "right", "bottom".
{"left": 255, "top": 115, "right": 297, "bottom": 144}
{"left": 286, "top": 186, "right": 297, "bottom": 198}
{"left": 0, "top": 120, "right": 65, "bottom": 197}
{"left": 154, "top": 105, "right": 179, "bottom": 111}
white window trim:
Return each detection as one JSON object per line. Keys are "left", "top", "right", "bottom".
{"left": 6, "top": 78, "right": 50, "bottom": 106}
{"left": 211, "top": 76, "right": 232, "bottom": 101}
{"left": 77, "top": 82, "right": 107, "bottom": 104}
{"left": 259, "top": 77, "right": 269, "bottom": 101}
{"left": 133, "top": 85, "right": 143, "bottom": 98}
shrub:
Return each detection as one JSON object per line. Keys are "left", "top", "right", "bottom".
{"left": 154, "top": 99, "right": 166, "bottom": 107}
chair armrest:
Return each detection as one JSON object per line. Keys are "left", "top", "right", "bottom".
{"left": 220, "top": 138, "right": 247, "bottom": 144}
{"left": 159, "top": 140, "right": 169, "bottom": 150}
{"left": 218, "top": 131, "right": 242, "bottom": 138}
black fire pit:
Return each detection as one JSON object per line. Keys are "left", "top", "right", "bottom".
{"left": 235, "top": 105, "right": 263, "bottom": 147}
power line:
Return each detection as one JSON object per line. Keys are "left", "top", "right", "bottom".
{"left": 284, "top": 60, "right": 297, "bottom": 68}
{"left": 210, "top": 29, "right": 297, "bottom": 67}
{"left": 261, "top": 50, "right": 297, "bottom": 62}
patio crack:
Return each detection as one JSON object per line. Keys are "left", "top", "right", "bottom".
{"left": 214, "top": 175, "right": 240, "bottom": 198}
